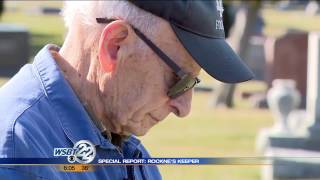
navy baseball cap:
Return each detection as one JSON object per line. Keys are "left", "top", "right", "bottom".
{"left": 129, "top": 0, "right": 254, "bottom": 83}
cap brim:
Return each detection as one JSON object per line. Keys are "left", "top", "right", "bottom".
{"left": 170, "top": 23, "right": 254, "bottom": 83}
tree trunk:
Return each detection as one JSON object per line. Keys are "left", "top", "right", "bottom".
{"left": 211, "top": 1, "right": 262, "bottom": 108}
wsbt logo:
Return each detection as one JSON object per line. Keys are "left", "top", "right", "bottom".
{"left": 54, "top": 140, "right": 96, "bottom": 164}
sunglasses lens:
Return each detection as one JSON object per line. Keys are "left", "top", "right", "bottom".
{"left": 167, "top": 74, "right": 200, "bottom": 98}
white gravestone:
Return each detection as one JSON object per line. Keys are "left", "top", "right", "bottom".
{"left": 306, "top": 32, "right": 320, "bottom": 137}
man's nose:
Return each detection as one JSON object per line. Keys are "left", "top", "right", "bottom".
{"left": 169, "top": 90, "right": 193, "bottom": 117}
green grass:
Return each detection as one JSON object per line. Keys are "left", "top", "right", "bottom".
{"left": 262, "top": 8, "right": 320, "bottom": 37}
{"left": 1, "top": 3, "right": 319, "bottom": 179}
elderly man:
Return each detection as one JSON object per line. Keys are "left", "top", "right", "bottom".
{"left": 0, "top": 1, "right": 253, "bottom": 179}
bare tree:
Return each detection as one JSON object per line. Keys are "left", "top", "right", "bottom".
{"left": 211, "top": 1, "right": 262, "bottom": 108}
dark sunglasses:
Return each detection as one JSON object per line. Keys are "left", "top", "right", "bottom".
{"left": 96, "top": 18, "right": 200, "bottom": 99}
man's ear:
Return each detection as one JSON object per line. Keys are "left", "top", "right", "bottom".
{"left": 98, "top": 20, "right": 130, "bottom": 73}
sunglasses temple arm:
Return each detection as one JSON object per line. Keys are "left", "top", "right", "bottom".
{"left": 133, "top": 28, "right": 186, "bottom": 78}
{"left": 96, "top": 18, "right": 186, "bottom": 78}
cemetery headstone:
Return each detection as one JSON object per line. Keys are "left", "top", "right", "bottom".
{"left": 265, "top": 32, "right": 308, "bottom": 108}
{"left": 0, "top": 24, "right": 30, "bottom": 76}
{"left": 257, "top": 32, "right": 320, "bottom": 180}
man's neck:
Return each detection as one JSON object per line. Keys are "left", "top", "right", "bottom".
{"left": 51, "top": 46, "right": 107, "bottom": 130}
{"left": 53, "top": 46, "right": 130, "bottom": 147}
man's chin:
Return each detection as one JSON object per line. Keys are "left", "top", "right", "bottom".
{"left": 123, "top": 127, "right": 149, "bottom": 137}
{"left": 133, "top": 131, "right": 148, "bottom": 137}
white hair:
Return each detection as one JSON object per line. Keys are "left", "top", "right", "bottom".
{"left": 62, "top": 1, "right": 162, "bottom": 50}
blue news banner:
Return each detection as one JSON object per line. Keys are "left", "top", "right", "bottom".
{"left": 0, "top": 157, "right": 268, "bottom": 165}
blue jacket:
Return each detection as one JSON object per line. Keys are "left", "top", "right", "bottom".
{"left": 0, "top": 44, "right": 162, "bottom": 180}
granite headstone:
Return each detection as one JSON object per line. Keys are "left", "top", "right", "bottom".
{"left": 0, "top": 24, "right": 30, "bottom": 76}
{"left": 265, "top": 32, "right": 308, "bottom": 108}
